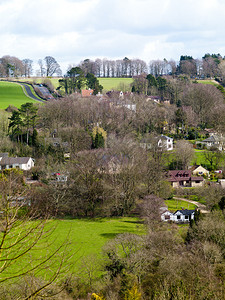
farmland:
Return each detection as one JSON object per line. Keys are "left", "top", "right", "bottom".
{"left": 0, "top": 81, "right": 39, "bottom": 109}
{"left": 99, "top": 77, "right": 133, "bottom": 91}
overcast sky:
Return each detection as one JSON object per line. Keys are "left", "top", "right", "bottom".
{"left": 1, "top": 0, "right": 225, "bottom": 74}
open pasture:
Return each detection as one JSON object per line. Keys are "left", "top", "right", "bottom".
{"left": 0, "top": 81, "right": 38, "bottom": 109}
{"left": 2, "top": 217, "right": 145, "bottom": 281}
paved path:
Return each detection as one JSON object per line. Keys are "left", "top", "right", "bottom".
{"left": 173, "top": 196, "right": 209, "bottom": 213}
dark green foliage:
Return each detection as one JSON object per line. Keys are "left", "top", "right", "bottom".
{"left": 219, "top": 196, "right": 225, "bottom": 211}
{"left": 146, "top": 74, "right": 157, "bottom": 87}
{"left": 92, "top": 132, "right": 105, "bottom": 149}
{"left": 86, "top": 73, "right": 103, "bottom": 94}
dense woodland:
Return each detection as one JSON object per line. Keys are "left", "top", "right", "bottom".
{"left": 0, "top": 53, "right": 225, "bottom": 299}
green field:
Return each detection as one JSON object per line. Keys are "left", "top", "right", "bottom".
{"left": 14, "top": 77, "right": 134, "bottom": 92}
{"left": 99, "top": 78, "right": 133, "bottom": 91}
{"left": 165, "top": 199, "right": 196, "bottom": 211}
{"left": 196, "top": 79, "right": 219, "bottom": 86}
{"left": 3, "top": 217, "right": 145, "bottom": 281}
{"left": 0, "top": 81, "right": 39, "bottom": 109}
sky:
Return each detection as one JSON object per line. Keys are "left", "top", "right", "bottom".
{"left": 1, "top": 0, "right": 225, "bottom": 74}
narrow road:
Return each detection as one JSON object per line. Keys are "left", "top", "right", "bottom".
{"left": 18, "top": 83, "right": 45, "bottom": 102}
{"left": 173, "top": 196, "right": 209, "bottom": 213}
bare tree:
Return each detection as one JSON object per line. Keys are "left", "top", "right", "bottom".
{"left": 22, "top": 59, "right": 33, "bottom": 77}
{"left": 174, "top": 140, "right": 194, "bottom": 169}
{"left": 0, "top": 170, "right": 70, "bottom": 298}
{"left": 38, "top": 59, "right": 45, "bottom": 77}
{"left": 44, "top": 56, "right": 62, "bottom": 77}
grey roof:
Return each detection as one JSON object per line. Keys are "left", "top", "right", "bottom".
{"left": 174, "top": 209, "right": 195, "bottom": 216}
{"left": 0, "top": 153, "right": 9, "bottom": 158}
{"left": 159, "top": 135, "right": 172, "bottom": 140}
{"left": 202, "top": 136, "right": 217, "bottom": 143}
{"left": 0, "top": 157, "right": 31, "bottom": 165}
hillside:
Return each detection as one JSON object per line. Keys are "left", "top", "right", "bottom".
{"left": 0, "top": 81, "right": 40, "bottom": 109}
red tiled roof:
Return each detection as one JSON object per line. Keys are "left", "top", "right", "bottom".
{"left": 81, "top": 89, "right": 93, "bottom": 97}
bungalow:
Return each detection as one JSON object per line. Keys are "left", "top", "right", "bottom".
{"left": 167, "top": 170, "right": 204, "bottom": 188}
{"left": 161, "top": 209, "right": 195, "bottom": 222}
{"left": 0, "top": 157, "right": 34, "bottom": 171}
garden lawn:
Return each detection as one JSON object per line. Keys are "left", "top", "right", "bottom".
{"left": 0, "top": 81, "right": 38, "bottom": 109}
{"left": 165, "top": 199, "right": 197, "bottom": 211}
{"left": 192, "top": 149, "right": 207, "bottom": 165}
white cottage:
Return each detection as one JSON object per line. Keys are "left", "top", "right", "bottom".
{"left": 161, "top": 209, "right": 195, "bottom": 222}
{"left": 0, "top": 157, "right": 34, "bottom": 171}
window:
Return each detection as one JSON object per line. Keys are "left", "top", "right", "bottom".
{"left": 195, "top": 180, "right": 200, "bottom": 183}
{"left": 177, "top": 215, "right": 181, "bottom": 220}
{"left": 165, "top": 215, "right": 170, "bottom": 220}
{"left": 185, "top": 215, "right": 188, "bottom": 219}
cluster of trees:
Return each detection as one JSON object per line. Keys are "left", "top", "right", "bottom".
{"left": 8, "top": 103, "right": 38, "bottom": 145}
{"left": 59, "top": 67, "right": 103, "bottom": 95}
{"left": 0, "top": 55, "right": 61, "bottom": 78}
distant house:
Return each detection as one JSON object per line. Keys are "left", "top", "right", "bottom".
{"left": 0, "top": 157, "right": 34, "bottom": 171}
{"left": 81, "top": 89, "right": 93, "bottom": 97}
{"left": 161, "top": 209, "right": 195, "bottom": 222}
{"left": 197, "top": 134, "right": 225, "bottom": 151}
{"left": 140, "top": 135, "right": 173, "bottom": 151}
{"left": 158, "top": 135, "right": 173, "bottom": 151}
{"left": 192, "top": 165, "right": 209, "bottom": 177}
{"left": 167, "top": 170, "right": 204, "bottom": 188}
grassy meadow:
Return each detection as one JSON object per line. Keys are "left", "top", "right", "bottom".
{"left": 0, "top": 81, "right": 39, "bottom": 109}
{"left": 3, "top": 217, "right": 145, "bottom": 281}
{"left": 99, "top": 78, "right": 133, "bottom": 91}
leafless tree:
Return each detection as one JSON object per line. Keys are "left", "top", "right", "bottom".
{"left": 22, "top": 59, "right": 33, "bottom": 77}
{"left": 174, "top": 140, "right": 194, "bottom": 169}
{"left": 44, "top": 56, "right": 62, "bottom": 77}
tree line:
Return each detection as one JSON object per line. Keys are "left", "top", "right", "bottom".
{"left": 2, "top": 53, "right": 225, "bottom": 81}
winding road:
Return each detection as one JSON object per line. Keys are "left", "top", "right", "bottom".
{"left": 17, "top": 82, "right": 45, "bottom": 103}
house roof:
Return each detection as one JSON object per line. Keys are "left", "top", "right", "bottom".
{"left": 158, "top": 135, "right": 172, "bottom": 141}
{"left": 0, "top": 157, "right": 32, "bottom": 165}
{"left": 174, "top": 209, "right": 195, "bottom": 216}
{"left": 167, "top": 170, "right": 203, "bottom": 182}
{"left": 0, "top": 153, "right": 9, "bottom": 158}
{"left": 81, "top": 89, "right": 93, "bottom": 97}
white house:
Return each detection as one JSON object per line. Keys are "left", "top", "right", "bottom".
{"left": 161, "top": 209, "right": 195, "bottom": 222}
{"left": 0, "top": 157, "right": 34, "bottom": 171}
{"left": 157, "top": 135, "right": 173, "bottom": 151}
{"left": 140, "top": 135, "right": 173, "bottom": 151}
{"left": 161, "top": 210, "right": 174, "bottom": 221}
